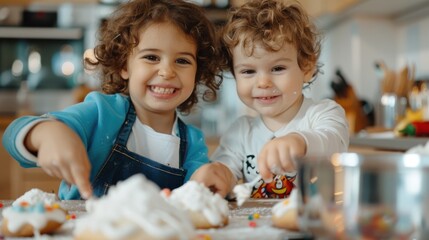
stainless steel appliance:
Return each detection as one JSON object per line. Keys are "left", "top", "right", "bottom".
{"left": 298, "top": 152, "right": 429, "bottom": 239}
{"left": 0, "top": 27, "right": 84, "bottom": 114}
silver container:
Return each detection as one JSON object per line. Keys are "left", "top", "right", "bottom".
{"left": 297, "top": 153, "right": 429, "bottom": 239}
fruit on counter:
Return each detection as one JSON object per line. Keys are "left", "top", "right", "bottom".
{"left": 399, "top": 121, "right": 429, "bottom": 136}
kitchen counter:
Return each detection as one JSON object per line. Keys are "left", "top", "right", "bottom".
{"left": 0, "top": 199, "right": 312, "bottom": 240}
{"left": 350, "top": 132, "right": 429, "bottom": 152}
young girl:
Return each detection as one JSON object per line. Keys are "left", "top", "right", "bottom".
{"left": 2, "top": 0, "right": 223, "bottom": 200}
{"left": 194, "top": 0, "right": 349, "bottom": 199}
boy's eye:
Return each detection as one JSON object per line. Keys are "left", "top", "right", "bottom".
{"left": 176, "top": 58, "right": 192, "bottom": 65}
{"left": 240, "top": 69, "right": 255, "bottom": 74}
{"left": 143, "top": 55, "right": 159, "bottom": 62}
{"left": 272, "top": 66, "right": 286, "bottom": 72}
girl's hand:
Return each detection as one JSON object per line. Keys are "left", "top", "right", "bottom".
{"left": 257, "top": 133, "right": 306, "bottom": 182}
{"left": 190, "top": 162, "right": 236, "bottom": 198}
{"left": 25, "top": 121, "right": 93, "bottom": 199}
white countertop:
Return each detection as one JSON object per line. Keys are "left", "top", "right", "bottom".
{"left": 350, "top": 133, "right": 429, "bottom": 151}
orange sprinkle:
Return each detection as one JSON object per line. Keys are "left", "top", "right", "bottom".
{"left": 196, "top": 234, "right": 211, "bottom": 240}
{"left": 282, "top": 199, "right": 290, "bottom": 205}
{"left": 19, "top": 201, "right": 29, "bottom": 207}
{"left": 45, "top": 206, "right": 53, "bottom": 211}
{"left": 161, "top": 188, "right": 171, "bottom": 198}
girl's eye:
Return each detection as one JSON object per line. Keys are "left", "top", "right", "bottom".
{"left": 143, "top": 55, "right": 159, "bottom": 62}
{"left": 176, "top": 58, "right": 191, "bottom": 65}
{"left": 272, "top": 66, "right": 286, "bottom": 72}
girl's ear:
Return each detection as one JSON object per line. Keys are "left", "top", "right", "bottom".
{"left": 120, "top": 68, "right": 129, "bottom": 80}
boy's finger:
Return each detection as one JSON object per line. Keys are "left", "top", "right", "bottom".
{"left": 258, "top": 160, "right": 272, "bottom": 183}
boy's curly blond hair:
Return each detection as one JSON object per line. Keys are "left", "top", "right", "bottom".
{"left": 221, "top": 0, "right": 321, "bottom": 78}
{"left": 85, "top": 0, "right": 223, "bottom": 114}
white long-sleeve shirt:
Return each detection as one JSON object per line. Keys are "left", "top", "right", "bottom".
{"left": 212, "top": 97, "right": 349, "bottom": 183}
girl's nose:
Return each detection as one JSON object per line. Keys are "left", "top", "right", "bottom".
{"left": 158, "top": 63, "right": 176, "bottom": 79}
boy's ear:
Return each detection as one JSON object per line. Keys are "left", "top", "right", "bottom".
{"left": 303, "top": 64, "right": 315, "bottom": 83}
{"left": 120, "top": 68, "right": 129, "bottom": 80}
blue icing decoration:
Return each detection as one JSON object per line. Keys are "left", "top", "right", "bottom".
{"left": 33, "top": 202, "right": 46, "bottom": 213}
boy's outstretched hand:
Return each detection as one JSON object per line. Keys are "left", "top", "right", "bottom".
{"left": 257, "top": 133, "right": 306, "bottom": 183}
{"left": 190, "top": 162, "right": 236, "bottom": 198}
{"left": 25, "top": 121, "right": 93, "bottom": 199}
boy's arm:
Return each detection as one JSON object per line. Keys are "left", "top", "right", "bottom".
{"left": 295, "top": 99, "right": 350, "bottom": 157}
{"left": 257, "top": 99, "right": 349, "bottom": 181}
{"left": 257, "top": 133, "right": 305, "bottom": 182}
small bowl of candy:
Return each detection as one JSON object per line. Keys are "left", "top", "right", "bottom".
{"left": 297, "top": 152, "right": 429, "bottom": 239}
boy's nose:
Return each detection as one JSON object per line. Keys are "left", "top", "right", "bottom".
{"left": 257, "top": 73, "right": 273, "bottom": 88}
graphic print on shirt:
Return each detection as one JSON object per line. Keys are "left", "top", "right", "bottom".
{"left": 245, "top": 155, "right": 256, "bottom": 174}
{"left": 243, "top": 154, "right": 296, "bottom": 199}
{"left": 251, "top": 174, "right": 296, "bottom": 198}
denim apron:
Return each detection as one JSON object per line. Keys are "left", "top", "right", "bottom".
{"left": 92, "top": 103, "right": 187, "bottom": 197}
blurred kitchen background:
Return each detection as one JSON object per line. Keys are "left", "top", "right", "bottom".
{"left": 0, "top": 0, "right": 429, "bottom": 136}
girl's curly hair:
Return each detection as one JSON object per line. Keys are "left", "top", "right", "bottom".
{"left": 85, "top": 0, "right": 224, "bottom": 114}
{"left": 221, "top": 0, "right": 321, "bottom": 78}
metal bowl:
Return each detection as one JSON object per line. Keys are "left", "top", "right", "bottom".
{"left": 297, "top": 152, "right": 429, "bottom": 239}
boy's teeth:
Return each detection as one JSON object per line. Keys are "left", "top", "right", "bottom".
{"left": 151, "top": 86, "right": 175, "bottom": 94}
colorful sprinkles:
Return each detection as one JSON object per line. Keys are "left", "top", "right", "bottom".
{"left": 66, "top": 214, "right": 77, "bottom": 220}
{"left": 247, "top": 213, "right": 260, "bottom": 228}
{"left": 11, "top": 201, "right": 61, "bottom": 213}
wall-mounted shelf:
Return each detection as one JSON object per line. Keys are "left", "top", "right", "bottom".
{"left": 0, "top": 27, "right": 83, "bottom": 39}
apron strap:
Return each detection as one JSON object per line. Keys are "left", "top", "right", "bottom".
{"left": 115, "top": 100, "right": 136, "bottom": 146}
{"left": 177, "top": 117, "right": 187, "bottom": 168}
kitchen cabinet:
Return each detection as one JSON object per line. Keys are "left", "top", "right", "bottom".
{"left": 0, "top": 115, "right": 61, "bottom": 199}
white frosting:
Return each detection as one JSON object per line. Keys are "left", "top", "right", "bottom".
{"left": 233, "top": 176, "right": 262, "bottom": 207}
{"left": 74, "top": 174, "right": 194, "bottom": 240}
{"left": 2, "top": 205, "right": 66, "bottom": 233}
{"left": 233, "top": 184, "right": 252, "bottom": 207}
{"left": 272, "top": 189, "right": 298, "bottom": 217}
{"left": 166, "top": 181, "right": 229, "bottom": 226}
{"left": 12, "top": 188, "right": 57, "bottom": 207}
{"left": 3, "top": 189, "right": 65, "bottom": 234}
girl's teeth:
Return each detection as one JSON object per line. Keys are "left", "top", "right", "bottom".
{"left": 151, "top": 86, "right": 175, "bottom": 94}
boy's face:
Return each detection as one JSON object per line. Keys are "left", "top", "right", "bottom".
{"left": 232, "top": 41, "right": 313, "bottom": 128}
{"left": 121, "top": 22, "right": 197, "bottom": 120}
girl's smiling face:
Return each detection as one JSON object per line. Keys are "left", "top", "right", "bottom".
{"left": 121, "top": 21, "right": 197, "bottom": 121}
{"left": 232, "top": 41, "right": 314, "bottom": 129}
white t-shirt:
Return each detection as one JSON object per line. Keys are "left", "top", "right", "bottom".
{"left": 212, "top": 98, "right": 349, "bottom": 183}
{"left": 127, "top": 118, "right": 180, "bottom": 168}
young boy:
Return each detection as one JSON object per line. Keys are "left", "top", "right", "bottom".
{"left": 193, "top": 0, "right": 349, "bottom": 199}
